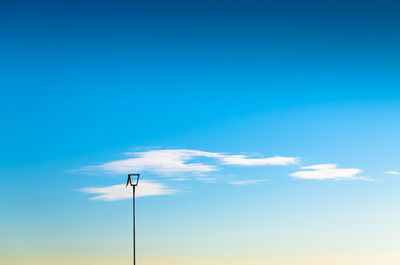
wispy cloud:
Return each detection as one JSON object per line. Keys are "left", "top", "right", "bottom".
{"left": 385, "top": 171, "right": 400, "bottom": 175}
{"left": 89, "top": 150, "right": 218, "bottom": 175}
{"left": 290, "top": 164, "right": 364, "bottom": 180}
{"left": 79, "top": 149, "right": 372, "bottom": 201}
{"left": 229, "top": 179, "right": 268, "bottom": 185}
{"left": 218, "top": 155, "right": 298, "bottom": 166}
{"left": 81, "top": 180, "right": 176, "bottom": 201}
{"left": 78, "top": 149, "right": 298, "bottom": 201}
{"left": 83, "top": 149, "right": 298, "bottom": 176}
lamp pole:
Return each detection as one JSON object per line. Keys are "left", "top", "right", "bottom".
{"left": 126, "top": 174, "right": 140, "bottom": 265}
{"left": 132, "top": 184, "right": 136, "bottom": 265}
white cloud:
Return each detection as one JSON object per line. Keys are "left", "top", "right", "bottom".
{"left": 89, "top": 149, "right": 218, "bottom": 175}
{"left": 79, "top": 149, "right": 372, "bottom": 201}
{"left": 385, "top": 171, "right": 400, "bottom": 175}
{"left": 81, "top": 180, "right": 176, "bottom": 201}
{"left": 84, "top": 149, "right": 297, "bottom": 176}
{"left": 78, "top": 149, "right": 299, "bottom": 201}
{"left": 218, "top": 155, "right": 298, "bottom": 166}
{"left": 290, "top": 164, "right": 364, "bottom": 180}
{"left": 229, "top": 179, "right": 268, "bottom": 185}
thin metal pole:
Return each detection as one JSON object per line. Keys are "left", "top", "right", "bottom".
{"left": 133, "top": 186, "right": 136, "bottom": 265}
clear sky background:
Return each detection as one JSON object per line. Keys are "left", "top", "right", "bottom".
{"left": 1, "top": 0, "right": 400, "bottom": 264}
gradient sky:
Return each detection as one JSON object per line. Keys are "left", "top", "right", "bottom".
{"left": 2, "top": 0, "right": 400, "bottom": 264}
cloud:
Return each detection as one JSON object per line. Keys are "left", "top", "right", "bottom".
{"left": 229, "top": 179, "right": 268, "bottom": 185}
{"left": 84, "top": 149, "right": 298, "bottom": 176}
{"left": 385, "top": 171, "right": 400, "bottom": 175}
{"left": 218, "top": 155, "right": 298, "bottom": 166}
{"left": 78, "top": 149, "right": 299, "bottom": 201}
{"left": 290, "top": 164, "right": 364, "bottom": 180}
{"left": 81, "top": 180, "right": 176, "bottom": 201}
{"left": 78, "top": 149, "right": 371, "bottom": 201}
{"left": 90, "top": 149, "right": 218, "bottom": 175}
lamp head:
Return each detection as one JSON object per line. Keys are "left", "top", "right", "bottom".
{"left": 126, "top": 173, "right": 140, "bottom": 187}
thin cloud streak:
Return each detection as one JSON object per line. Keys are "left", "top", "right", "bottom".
{"left": 385, "top": 171, "right": 400, "bottom": 175}
{"left": 219, "top": 155, "right": 298, "bottom": 166}
{"left": 290, "top": 164, "right": 364, "bottom": 180}
{"left": 230, "top": 179, "right": 268, "bottom": 185}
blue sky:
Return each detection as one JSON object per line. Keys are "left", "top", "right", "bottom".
{"left": 1, "top": 0, "right": 400, "bottom": 264}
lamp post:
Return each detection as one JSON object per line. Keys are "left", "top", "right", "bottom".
{"left": 126, "top": 173, "right": 140, "bottom": 265}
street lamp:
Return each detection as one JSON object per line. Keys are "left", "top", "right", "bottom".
{"left": 126, "top": 173, "right": 140, "bottom": 265}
